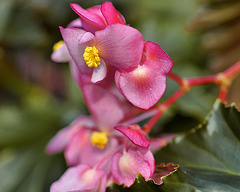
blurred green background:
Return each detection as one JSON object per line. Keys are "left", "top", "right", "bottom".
{"left": 0, "top": 0, "right": 239, "bottom": 191}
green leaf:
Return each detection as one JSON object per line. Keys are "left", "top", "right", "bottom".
{"left": 154, "top": 100, "right": 240, "bottom": 191}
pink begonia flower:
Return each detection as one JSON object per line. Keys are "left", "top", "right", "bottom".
{"left": 112, "top": 147, "right": 155, "bottom": 187}
{"left": 115, "top": 41, "right": 173, "bottom": 109}
{"left": 71, "top": 1, "right": 125, "bottom": 33}
{"left": 46, "top": 116, "right": 96, "bottom": 154}
{"left": 60, "top": 24, "right": 143, "bottom": 83}
{"left": 47, "top": 83, "right": 125, "bottom": 167}
{"left": 50, "top": 164, "right": 107, "bottom": 192}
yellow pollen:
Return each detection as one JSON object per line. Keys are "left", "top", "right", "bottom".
{"left": 53, "top": 40, "right": 64, "bottom": 51}
{"left": 90, "top": 131, "right": 108, "bottom": 149}
{"left": 83, "top": 46, "right": 101, "bottom": 68}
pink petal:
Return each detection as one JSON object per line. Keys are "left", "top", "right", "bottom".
{"left": 78, "top": 31, "right": 95, "bottom": 44}
{"left": 66, "top": 129, "right": 119, "bottom": 171}
{"left": 69, "top": 60, "right": 82, "bottom": 86}
{"left": 115, "top": 124, "right": 150, "bottom": 148}
{"left": 87, "top": 5, "right": 103, "bottom": 17}
{"left": 95, "top": 24, "right": 143, "bottom": 72}
{"left": 51, "top": 43, "right": 71, "bottom": 63}
{"left": 46, "top": 116, "right": 95, "bottom": 154}
{"left": 50, "top": 165, "right": 105, "bottom": 192}
{"left": 101, "top": 1, "right": 126, "bottom": 25}
{"left": 137, "top": 147, "right": 155, "bottom": 176}
{"left": 143, "top": 41, "right": 173, "bottom": 74}
{"left": 112, "top": 147, "right": 153, "bottom": 187}
{"left": 65, "top": 128, "right": 90, "bottom": 166}
{"left": 67, "top": 18, "right": 82, "bottom": 28}
{"left": 60, "top": 27, "right": 92, "bottom": 74}
{"left": 91, "top": 59, "right": 107, "bottom": 83}
{"left": 71, "top": 3, "right": 106, "bottom": 33}
{"left": 82, "top": 83, "right": 124, "bottom": 132}
{"left": 115, "top": 60, "right": 167, "bottom": 109}
{"left": 69, "top": 61, "right": 92, "bottom": 88}
{"left": 81, "top": 137, "right": 119, "bottom": 173}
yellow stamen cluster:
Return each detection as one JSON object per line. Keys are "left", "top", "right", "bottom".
{"left": 53, "top": 40, "right": 64, "bottom": 51}
{"left": 83, "top": 46, "right": 101, "bottom": 68}
{"left": 90, "top": 131, "right": 108, "bottom": 149}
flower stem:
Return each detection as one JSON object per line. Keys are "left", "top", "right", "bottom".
{"left": 142, "top": 60, "right": 240, "bottom": 134}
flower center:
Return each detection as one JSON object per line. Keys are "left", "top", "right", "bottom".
{"left": 53, "top": 40, "right": 64, "bottom": 51}
{"left": 90, "top": 131, "right": 108, "bottom": 149}
{"left": 83, "top": 46, "right": 101, "bottom": 68}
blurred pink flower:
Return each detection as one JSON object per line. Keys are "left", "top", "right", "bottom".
{"left": 47, "top": 83, "right": 125, "bottom": 167}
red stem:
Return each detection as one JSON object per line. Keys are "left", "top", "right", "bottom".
{"left": 223, "top": 61, "right": 240, "bottom": 79}
{"left": 187, "top": 75, "right": 219, "bottom": 87}
{"left": 167, "top": 72, "right": 183, "bottom": 85}
{"left": 218, "top": 86, "right": 228, "bottom": 102}
{"left": 143, "top": 60, "right": 240, "bottom": 134}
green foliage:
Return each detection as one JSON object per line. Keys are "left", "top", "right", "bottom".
{"left": 108, "top": 100, "right": 240, "bottom": 191}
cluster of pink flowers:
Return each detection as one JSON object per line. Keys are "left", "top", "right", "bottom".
{"left": 47, "top": 2, "right": 174, "bottom": 192}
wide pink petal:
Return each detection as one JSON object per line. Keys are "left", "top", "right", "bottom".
{"left": 67, "top": 18, "right": 82, "bottom": 28}
{"left": 51, "top": 43, "right": 71, "bottom": 63}
{"left": 78, "top": 31, "right": 95, "bottom": 44}
{"left": 50, "top": 165, "right": 105, "bottom": 192}
{"left": 95, "top": 24, "right": 143, "bottom": 72}
{"left": 112, "top": 147, "right": 153, "bottom": 187}
{"left": 115, "top": 124, "right": 150, "bottom": 148}
{"left": 71, "top": 3, "right": 106, "bottom": 33}
{"left": 115, "top": 60, "right": 167, "bottom": 109}
{"left": 87, "top": 5, "right": 103, "bottom": 17}
{"left": 91, "top": 59, "right": 107, "bottom": 83}
{"left": 60, "top": 27, "right": 92, "bottom": 74}
{"left": 82, "top": 83, "right": 124, "bottom": 132}
{"left": 101, "top": 1, "right": 126, "bottom": 25}
{"left": 46, "top": 116, "right": 95, "bottom": 154}
{"left": 69, "top": 60, "right": 92, "bottom": 88}
{"left": 65, "top": 128, "right": 90, "bottom": 166}
{"left": 143, "top": 41, "right": 173, "bottom": 74}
